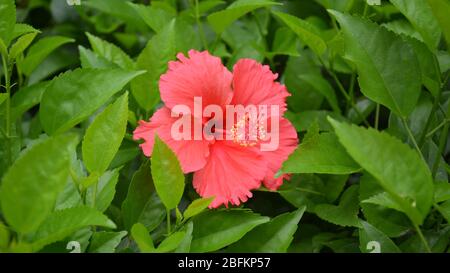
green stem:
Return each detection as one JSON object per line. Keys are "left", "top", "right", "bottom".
{"left": 2, "top": 55, "right": 11, "bottom": 166}
{"left": 413, "top": 223, "right": 432, "bottom": 253}
{"left": 375, "top": 104, "right": 380, "bottom": 130}
{"left": 166, "top": 209, "right": 171, "bottom": 234}
{"left": 194, "top": 0, "right": 208, "bottom": 51}
{"left": 426, "top": 118, "right": 450, "bottom": 138}
{"left": 402, "top": 118, "right": 426, "bottom": 162}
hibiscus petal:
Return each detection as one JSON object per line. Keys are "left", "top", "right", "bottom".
{"left": 261, "top": 118, "right": 298, "bottom": 190}
{"left": 231, "top": 59, "right": 290, "bottom": 115}
{"left": 160, "top": 50, "right": 233, "bottom": 115}
{"left": 133, "top": 107, "right": 211, "bottom": 173}
{"left": 193, "top": 141, "right": 267, "bottom": 208}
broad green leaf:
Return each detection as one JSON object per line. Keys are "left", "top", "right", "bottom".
{"left": 131, "top": 223, "right": 155, "bottom": 253}
{"left": 359, "top": 220, "right": 401, "bottom": 253}
{"left": 285, "top": 110, "right": 345, "bottom": 132}
{"left": 390, "top": 0, "right": 441, "bottom": 50}
{"left": 85, "top": 32, "right": 134, "bottom": 70}
{"left": 156, "top": 231, "right": 186, "bottom": 253}
{"left": 175, "top": 222, "right": 194, "bottom": 253}
{"left": 0, "top": 134, "right": 79, "bottom": 234}
{"left": 298, "top": 74, "right": 340, "bottom": 113}
{"left": 329, "top": 118, "right": 434, "bottom": 225}
{"left": 227, "top": 207, "right": 306, "bottom": 252}
{"left": 0, "top": 0, "right": 16, "bottom": 46}
{"left": 19, "top": 36, "right": 74, "bottom": 76}
{"left": 131, "top": 21, "right": 175, "bottom": 111}
{"left": 129, "top": 3, "right": 175, "bottom": 33}
{"left": 315, "top": 185, "right": 361, "bottom": 227}
{"left": 426, "top": 0, "right": 450, "bottom": 48}
{"left": 8, "top": 32, "right": 38, "bottom": 60}
{"left": 121, "top": 161, "right": 166, "bottom": 231}
{"left": 82, "top": 92, "right": 128, "bottom": 174}
{"left": 269, "top": 27, "right": 300, "bottom": 57}
{"left": 31, "top": 206, "right": 116, "bottom": 252}
{"left": 207, "top": 0, "right": 279, "bottom": 33}
{"left": 40, "top": 68, "right": 143, "bottom": 135}
{"left": 86, "top": 168, "right": 121, "bottom": 212}
{"left": 11, "top": 81, "right": 50, "bottom": 119}
{"left": 183, "top": 197, "right": 214, "bottom": 221}
{"left": 282, "top": 123, "right": 360, "bottom": 175}
{"left": 273, "top": 11, "right": 327, "bottom": 56}
{"left": 151, "top": 135, "right": 185, "bottom": 210}
{"left": 190, "top": 210, "right": 269, "bottom": 253}
{"left": 88, "top": 231, "right": 127, "bottom": 253}
{"left": 330, "top": 11, "right": 421, "bottom": 117}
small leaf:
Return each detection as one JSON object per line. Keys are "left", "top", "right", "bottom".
{"left": 151, "top": 135, "right": 185, "bottom": 210}
{"left": 85, "top": 32, "right": 134, "bottom": 70}
{"left": 0, "top": 134, "right": 79, "bottom": 234}
{"left": 207, "top": 0, "right": 279, "bottom": 34}
{"left": 273, "top": 11, "right": 327, "bottom": 56}
{"left": 156, "top": 231, "right": 186, "bottom": 253}
{"left": 0, "top": 0, "right": 16, "bottom": 46}
{"left": 20, "top": 36, "right": 75, "bottom": 76}
{"left": 190, "top": 210, "right": 269, "bottom": 253}
{"left": 183, "top": 197, "right": 214, "bottom": 221}
{"left": 88, "top": 231, "right": 127, "bottom": 253}
{"left": 129, "top": 3, "right": 175, "bottom": 33}
{"left": 315, "top": 185, "right": 361, "bottom": 227}
{"left": 131, "top": 223, "right": 155, "bottom": 253}
{"left": 11, "top": 81, "right": 50, "bottom": 119}
{"left": 82, "top": 92, "right": 128, "bottom": 174}
{"left": 359, "top": 220, "right": 401, "bottom": 253}
{"left": 31, "top": 206, "right": 116, "bottom": 252}
{"left": 9, "top": 32, "right": 38, "bottom": 60}
{"left": 40, "top": 68, "right": 143, "bottom": 135}
{"left": 227, "top": 207, "right": 306, "bottom": 252}
{"left": 282, "top": 123, "right": 360, "bottom": 175}
{"left": 426, "top": 0, "right": 450, "bottom": 48}
{"left": 175, "top": 222, "right": 194, "bottom": 253}
{"left": 86, "top": 168, "right": 121, "bottom": 212}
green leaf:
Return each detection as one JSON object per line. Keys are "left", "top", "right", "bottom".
{"left": 285, "top": 110, "right": 345, "bottom": 132}
{"left": 227, "top": 207, "right": 306, "bottom": 252}
{"left": 11, "top": 23, "right": 39, "bottom": 41}
{"left": 78, "top": 45, "right": 117, "bottom": 69}
{"left": 31, "top": 206, "right": 116, "bottom": 252}
{"left": 0, "top": 0, "right": 16, "bottom": 46}
{"left": 297, "top": 74, "right": 340, "bottom": 113}
{"left": 8, "top": 32, "right": 38, "bottom": 60}
{"left": 0, "top": 93, "right": 7, "bottom": 106}
{"left": 273, "top": 11, "right": 327, "bottom": 56}
{"left": 151, "top": 135, "right": 185, "bottom": 210}
{"left": 40, "top": 68, "right": 143, "bottom": 135}
{"left": 129, "top": 3, "right": 175, "bottom": 33}
{"left": 359, "top": 220, "right": 401, "bottom": 253}
{"left": 207, "top": 0, "right": 279, "bottom": 34}
{"left": 88, "top": 231, "right": 127, "bottom": 253}
{"left": 19, "top": 36, "right": 74, "bottom": 76}
{"left": 131, "top": 223, "right": 155, "bottom": 253}
{"left": 426, "top": 0, "right": 450, "bottom": 48}
{"left": 0, "top": 134, "right": 79, "bottom": 234}
{"left": 269, "top": 27, "right": 300, "bottom": 57}
{"left": 329, "top": 118, "right": 434, "bottom": 225}
{"left": 175, "top": 222, "right": 194, "bottom": 253}
{"left": 86, "top": 168, "right": 121, "bottom": 213}
{"left": 281, "top": 123, "right": 360, "bottom": 175}
{"left": 82, "top": 92, "right": 128, "bottom": 174}
{"left": 390, "top": 0, "right": 441, "bottom": 50}
{"left": 11, "top": 81, "right": 50, "bottom": 119}
{"left": 131, "top": 21, "right": 175, "bottom": 111}
{"left": 183, "top": 197, "right": 214, "bottom": 221}
{"left": 121, "top": 161, "right": 166, "bottom": 231}
{"left": 315, "top": 185, "right": 361, "bottom": 227}
{"left": 0, "top": 221, "right": 10, "bottom": 250}
{"left": 330, "top": 11, "right": 421, "bottom": 117}
{"left": 156, "top": 231, "right": 186, "bottom": 253}
{"left": 85, "top": 32, "right": 134, "bottom": 70}
{"left": 190, "top": 210, "right": 269, "bottom": 253}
